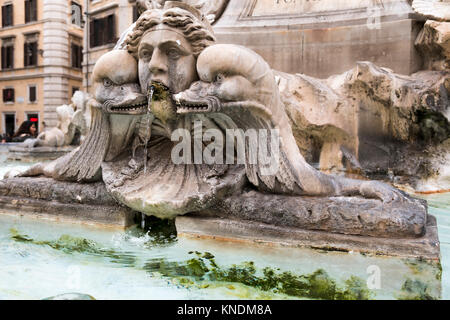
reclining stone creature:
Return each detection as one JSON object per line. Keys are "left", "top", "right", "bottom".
{"left": 33, "top": 127, "right": 66, "bottom": 148}
{"left": 7, "top": 2, "right": 424, "bottom": 239}
{"left": 174, "top": 44, "right": 408, "bottom": 203}
{"left": 18, "top": 45, "right": 409, "bottom": 216}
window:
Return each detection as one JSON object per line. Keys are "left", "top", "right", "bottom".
{"left": 90, "top": 14, "right": 116, "bottom": 48}
{"left": 3, "top": 88, "right": 15, "bottom": 103}
{"left": 1, "top": 38, "right": 14, "bottom": 70}
{"left": 71, "top": 43, "right": 83, "bottom": 69}
{"left": 72, "top": 87, "right": 79, "bottom": 97}
{"left": 24, "top": 34, "right": 38, "bottom": 67}
{"left": 28, "top": 85, "right": 37, "bottom": 103}
{"left": 1, "top": 4, "right": 13, "bottom": 27}
{"left": 24, "top": 0, "right": 37, "bottom": 23}
{"left": 71, "top": 2, "right": 82, "bottom": 27}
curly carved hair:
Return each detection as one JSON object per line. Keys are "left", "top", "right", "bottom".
{"left": 126, "top": 7, "right": 216, "bottom": 59}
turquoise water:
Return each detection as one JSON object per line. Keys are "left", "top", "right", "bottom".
{"left": 0, "top": 214, "right": 443, "bottom": 300}
{"left": 0, "top": 154, "right": 448, "bottom": 300}
{"left": 419, "top": 193, "right": 450, "bottom": 300}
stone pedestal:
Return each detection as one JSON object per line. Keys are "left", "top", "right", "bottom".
{"left": 176, "top": 215, "right": 440, "bottom": 260}
{"left": 214, "top": 0, "right": 423, "bottom": 77}
{"left": 0, "top": 177, "right": 136, "bottom": 228}
{"left": 7, "top": 146, "right": 76, "bottom": 162}
{"left": 0, "top": 177, "right": 440, "bottom": 260}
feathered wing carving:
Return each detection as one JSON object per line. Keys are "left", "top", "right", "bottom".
{"left": 412, "top": 0, "right": 450, "bottom": 21}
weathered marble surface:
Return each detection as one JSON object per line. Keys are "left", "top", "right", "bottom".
{"left": 251, "top": 0, "right": 406, "bottom": 17}
{"left": 412, "top": 0, "right": 450, "bottom": 21}
{"left": 176, "top": 214, "right": 440, "bottom": 260}
{"left": 416, "top": 20, "right": 450, "bottom": 71}
{"left": 201, "top": 189, "right": 427, "bottom": 239}
{"left": 0, "top": 176, "right": 428, "bottom": 240}
{"left": 0, "top": 2, "right": 442, "bottom": 255}
{"left": 277, "top": 62, "right": 449, "bottom": 189}
{"left": 0, "top": 177, "right": 135, "bottom": 227}
{"left": 7, "top": 146, "right": 76, "bottom": 162}
{"left": 137, "top": 0, "right": 229, "bottom": 23}
{"left": 214, "top": 0, "right": 421, "bottom": 77}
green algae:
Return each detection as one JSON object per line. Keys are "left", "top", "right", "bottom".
{"left": 397, "top": 279, "right": 439, "bottom": 300}
{"left": 10, "top": 228, "right": 137, "bottom": 266}
{"left": 151, "top": 82, "right": 171, "bottom": 102}
{"left": 9, "top": 228, "right": 439, "bottom": 300}
{"left": 415, "top": 107, "right": 450, "bottom": 143}
{"left": 403, "top": 258, "right": 443, "bottom": 281}
{"left": 143, "top": 251, "right": 374, "bottom": 300}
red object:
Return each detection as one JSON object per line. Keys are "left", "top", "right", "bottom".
{"left": 30, "top": 118, "right": 38, "bottom": 122}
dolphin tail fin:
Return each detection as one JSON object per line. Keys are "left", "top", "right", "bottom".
{"left": 54, "top": 107, "right": 110, "bottom": 182}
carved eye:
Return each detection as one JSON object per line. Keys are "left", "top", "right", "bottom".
{"left": 215, "top": 73, "right": 225, "bottom": 83}
{"left": 167, "top": 48, "right": 181, "bottom": 60}
{"left": 140, "top": 49, "right": 152, "bottom": 59}
{"left": 103, "top": 79, "right": 113, "bottom": 87}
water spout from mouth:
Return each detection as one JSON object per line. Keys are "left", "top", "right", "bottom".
{"left": 144, "top": 85, "right": 154, "bottom": 174}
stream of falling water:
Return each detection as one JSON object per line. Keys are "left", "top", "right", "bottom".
{"left": 144, "top": 86, "right": 154, "bottom": 175}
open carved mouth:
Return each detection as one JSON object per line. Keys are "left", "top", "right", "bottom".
{"left": 174, "top": 95, "right": 221, "bottom": 114}
{"left": 109, "top": 100, "right": 148, "bottom": 114}
{"left": 176, "top": 100, "right": 211, "bottom": 114}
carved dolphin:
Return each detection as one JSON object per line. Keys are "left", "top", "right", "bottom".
{"left": 175, "top": 44, "right": 407, "bottom": 202}
{"left": 17, "top": 50, "right": 148, "bottom": 181}
{"left": 92, "top": 50, "right": 148, "bottom": 115}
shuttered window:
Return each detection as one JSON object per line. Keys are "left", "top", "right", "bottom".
{"left": 89, "top": 14, "right": 116, "bottom": 48}
{"left": 71, "top": 43, "right": 83, "bottom": 69}
{"left": 29, "top": 86, "right": 37, "bottom": 102}
{"left": 25, "top": 0, "right": 37, "bottom": 23}
{"left": 24, "top": 41, "right": 37, "bottom": 67}
{"left": 1, "top": 4, "right": 13, "bottom": 27}
{"left": 1, "top": 44, "right": 14, "bottom": 70}
{"left": 3, "top": 88, "right": 15, "bottom": 103}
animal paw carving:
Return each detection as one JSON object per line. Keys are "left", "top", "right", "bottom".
{"left": 359, "top": 181, "right": 407, "bottom": 203}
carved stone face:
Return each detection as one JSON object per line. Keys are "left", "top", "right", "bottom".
{"left": 137, "top": 27, "right": 198, "bottom": 95}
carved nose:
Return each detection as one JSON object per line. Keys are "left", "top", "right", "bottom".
{"left": 148, "top": 49, "right": 168, "bottom": 75}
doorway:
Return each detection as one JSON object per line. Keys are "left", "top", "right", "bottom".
{"left": 3, "top": 113, "right": 15, "bottom": 137}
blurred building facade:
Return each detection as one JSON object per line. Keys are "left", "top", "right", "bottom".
{"left": 0, "top": 0, "right": 143, "bottom": 136}
{"left": 0, "top": 0, "right": 84, "bottom": 136}
{"left": 83, "top": 0, "right": 139, "bottom": 95}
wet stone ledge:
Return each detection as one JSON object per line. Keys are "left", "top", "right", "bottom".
{"left": 202, "top": 190, "right": 429, "bottom": 239}
{"left": 0, "top": 177, "right": 136, "bottom": 228}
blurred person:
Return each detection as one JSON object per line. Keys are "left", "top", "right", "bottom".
{"left": 1, "top": 132, "right": 11, "bottom": 143}
{"left": 11, "top": 121, "right": 38, "bottom": 143}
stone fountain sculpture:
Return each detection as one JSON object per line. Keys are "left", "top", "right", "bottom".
{"left": 7, "top": 92, "right": 92, "bottom": 162}
{"left": 0, "top": 2, "right": 441, "bottom": 258}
